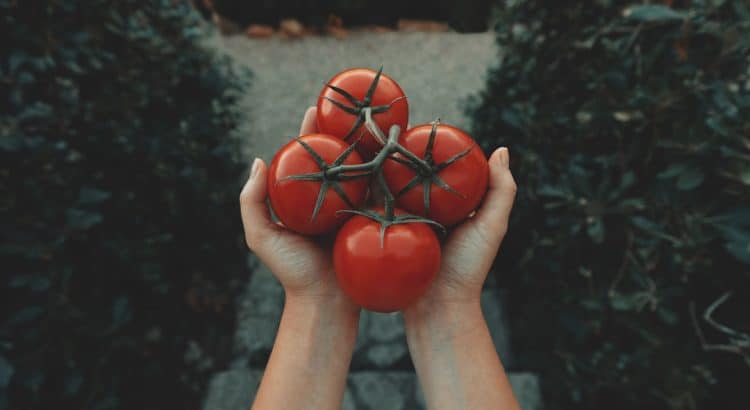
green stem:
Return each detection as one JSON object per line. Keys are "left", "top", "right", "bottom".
{"left": 322, "top": 112, "right": 434, "bottom": 223}
{"left": 325, "top": 123, "right": 401, "bottom": 177}
{"left": 377, "top": 167, "right": 396, "bottom": 220}
{"left": 364, "top": 107, "right": 388, "bottom": 145}
{"left": 393, "top": 144, "right": 432, "bottom": 175}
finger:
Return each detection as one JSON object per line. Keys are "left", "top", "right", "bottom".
{"left": 299, "top": 106, "right": 318, "bottom": 135}
{"left": 471, "top": 147, "right": 517, "bottom": 238}
{"left": 239, "top": 158, "right": 277, "bottom": 250}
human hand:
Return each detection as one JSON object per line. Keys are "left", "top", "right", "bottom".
{"left": 405, "top": 147, "right": 517, "bottom": 313}
{"left": 239, "top": 107, "right": 357, "bottom": 309}
{"left": 401, "top": 148, "right": 520, "bottom": 410}
{"left": 242, "top": 108, "right": 361, "bottom": 409}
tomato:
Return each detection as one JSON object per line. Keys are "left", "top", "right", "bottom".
{"left": 382, "top": 123, "right": 489, "bottom": 227}
{"left": 333, "top": 208, "right": 441, "bottom": 312}
{"left": 267, "top": 134, "right": 368, "bottom": 235}
{"left": 317, "top": 67, "right": 409, "bottom": 160}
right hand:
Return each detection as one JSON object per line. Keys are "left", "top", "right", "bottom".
{"left": 239, "top": 107, "right": 357, "bottom": 308}
{"left": 405, "top": 147, "right": 517, "bottom": 311}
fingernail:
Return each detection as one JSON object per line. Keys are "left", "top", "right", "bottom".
{"left": 500, "top": 147, "right": 510, "bottom": 168}
{"left": 496, "top": 147, "right": 509, "bottom": 168}
{"left": 250, "top": 158, "right": 260, "bottom": 180}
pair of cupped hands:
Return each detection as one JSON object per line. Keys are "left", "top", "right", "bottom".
{"left": 240, "top": 107, "right": 517, "bottom": 315}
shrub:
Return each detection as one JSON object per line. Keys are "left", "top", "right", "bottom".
{"left": 1, "top": 1, "right": 249, "bottom": 408}
{"left": 470, "top": 1, "right": 750, "bottom": 408}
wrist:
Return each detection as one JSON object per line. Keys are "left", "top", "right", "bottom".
{"left": 285, "top": 288, "right": 361, "bottom": 323}
{"left": 403, "top": 296, "right": 484, "bottom": 342}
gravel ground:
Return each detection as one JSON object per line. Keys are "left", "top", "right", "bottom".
{"left": 208, "top": 31, "right": 498, "bottom": 161}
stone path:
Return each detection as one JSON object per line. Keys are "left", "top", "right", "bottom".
{"left": 205, "top": 368, "right": 541, "bottom": 410}
{"left": 204, "top": 31, "right": 542, "bottom": 409}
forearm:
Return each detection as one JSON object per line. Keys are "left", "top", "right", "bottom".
{"left": 403, "top": 299, "right": 520, "bottom": 410}
{"left": 252, "top": 293, "right": 359, "bottom": 410}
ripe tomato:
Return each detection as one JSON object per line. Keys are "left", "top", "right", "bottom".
{"left": 317, "top": 67, "right": 409, "bottom": 160}
{"left": 382, "top": 123, "right": 489, "bottom": 227}
{"left": 267, "top": 134, "right": 368, "bottom": 235}
{"left": 333, "top": 208, "right": 441, "bottom": 312}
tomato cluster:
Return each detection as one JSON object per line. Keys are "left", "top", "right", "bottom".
{"left": 267, "top": 67, "right": 489, "bottom": 312}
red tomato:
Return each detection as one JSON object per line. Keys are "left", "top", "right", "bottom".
{"left": 267, "top": 134, "right": 368, "bottom": 235}
{"left": 317, "top": 68, "right": 409, "bottom": 160}
{"left": 333, "top": 208, "right": 441, "bottom": 312}
{"left": 382, "top": 123, "right": 489, "bottom": 227}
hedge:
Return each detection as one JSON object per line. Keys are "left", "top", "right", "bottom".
{"left": 1, "top": 1, "right": 249, "bottom": 408}
{"left": 470, "top": 1, "right": 750, "bottom": 408}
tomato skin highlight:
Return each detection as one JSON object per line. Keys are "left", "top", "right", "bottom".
{"left": 317, "top": 68, "right": 409, "bottom": 160}
{"left": 333, "top": 209, "right": 441, "bottom": 313}
{"left": 383, "top": 124, "right": 489, "bottom": 227}
{"left": 267, "top": 134, "right": 368, "bottom": 235}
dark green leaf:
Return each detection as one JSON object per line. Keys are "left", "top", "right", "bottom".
{"left": 619, "top": 198, "right": 645, "bottom": 211}
{"left": 623, "top": 5, "right": 685, "bottom": 23}
{"left": 619, "top": 171, "right": 635, "bottom": 189}
{"left": 587, "top": 218, "right": 605, "bottom": 243}
{"left": 22, "top": 370, "right": 44, "bottom": 391}
{"left": 657, "top": 163, "right": 687, "bottom": 179}
{"left": 726, "top": 239, "right": 750, "bottom": 263}
{"left": 537, "top": 185, "right": 568, "bottom": 198}
{"left": 739, "top": 168, "right": 750, "bottom": 186}
{"left": 9, "top": 51, "right": 27, "bottom": 73}
{"left": 9, "top": 275, "right": 32, "bottom": 288}
{"left": 8, "top": 306, "right": 44, "bottom": 325}
{"left": 706, "top": 116, "right": 729, "bottom": 136}
{"left": 676, "top": 168, "right": 705, "bottom": 190}
{"left": 658, "top": 308, "right": 679, "bottom": 325}
{"left": 78, "top": 187, "right": 112, "bottom": 204}
{"left": 610, "top": 294, "right": 635, "bottom": 311}
{"left": 10, "top": 275, "right": 51, "bottom": 292}
{"left": 0, "top": 132, "right": 23, "bottom": 152}
{"left": 66, "top": 209, "right": 103, "bottom": 230}
{"left": 711, "top": 208, "right": 750, "bottom": 226}
{"left": 112, "top": 296, "right": 132, "bottom": 326}
{"left": 631, "top": 216, "right": 659, "bottom": 231}
{"left": 580, "top": 298, "right": 603, "bottom": 310}
{"left": 0, "top": 355, "right": 13, "bottom": 388}
{"left": 65, "top": 372, "right": 84, "bottom": 396}
{"left": 501, "top": 108, "right": 524, "bottom": 130}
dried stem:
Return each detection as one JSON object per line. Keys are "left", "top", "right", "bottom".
{"left": 690, "top": 292, "right": 750, "bottom": 366}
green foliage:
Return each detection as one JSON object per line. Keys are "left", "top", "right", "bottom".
{"left": 1, "top": 1, "right": 249, "bottom": 408}
{"left": 470, "top": 0, "right": 750, "bottom": 408}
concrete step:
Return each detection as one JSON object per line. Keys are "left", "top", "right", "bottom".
{"left": 204, "top": 368, "right": 542, "bottom": 410}
{"left": 233, "top": 260, "right": 512, "bottom": 370}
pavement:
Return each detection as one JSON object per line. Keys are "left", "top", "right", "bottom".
{"left": 203, "top": 30, "right": 542, "bottom": 409}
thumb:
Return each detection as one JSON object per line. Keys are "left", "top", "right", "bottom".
{"left": 239, "top": 158, "right": 277, "bottom": 251}
{"left": 471, "top": 147, "right": 517, "bottom": 242}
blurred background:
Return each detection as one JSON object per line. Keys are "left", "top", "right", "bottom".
{"left": 3, "top": 0, "right": 749, "bottom": 409}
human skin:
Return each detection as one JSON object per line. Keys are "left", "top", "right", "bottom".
{"left": 402, "top": 144, "right": 521, "bottom": 410}
{"left": 239, "top": 106, "right": 520, "bottom": 409}
{"left": 240, "top": 107, "right": 359, "bottom": 409}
